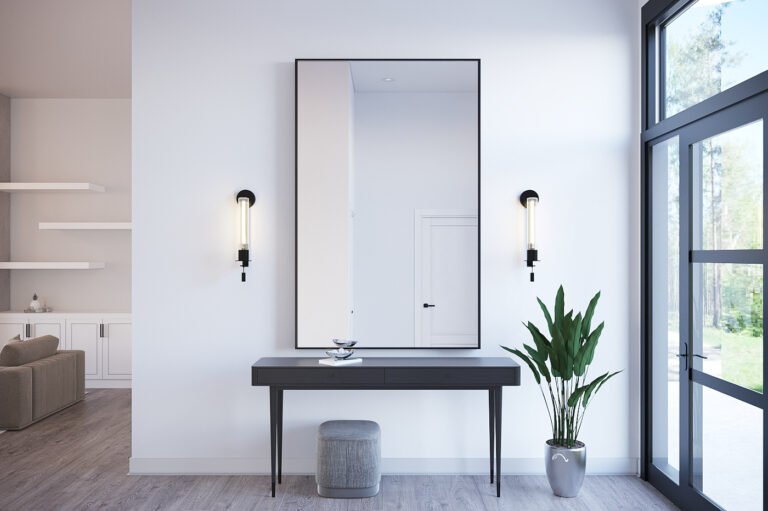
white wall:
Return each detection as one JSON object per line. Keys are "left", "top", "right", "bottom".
{"left": 10, "top": 99, "right": 131, "bottom": 312}
{"left": 132, "top": 0, "right": 640, "bottom": 474}
{"left": 353, "top": 91, "right": 477, "bottom": 346}
{"left": 296, "top": 61, "right": 354, "bottom": 347}
{"left": 0, "top": 94, "right": 9, "bottom": 311}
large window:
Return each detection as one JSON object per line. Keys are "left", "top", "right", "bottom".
{"left": 663, "top": 0, "right": 768, "bottom": 118}
{"left": 643, "top": 1, "right": 768, "bottom": 510}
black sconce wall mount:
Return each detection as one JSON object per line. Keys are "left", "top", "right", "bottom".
{"left": 520, "top": 189, "right": 539, "bottom": 282}
{"left": 237, "top": 189, "right": 256, "bottom": 282}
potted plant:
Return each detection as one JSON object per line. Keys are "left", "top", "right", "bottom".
{"left": 502, "top": 286, "right": 621, "bottom": 498}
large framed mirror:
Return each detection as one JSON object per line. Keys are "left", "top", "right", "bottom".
{"left": 296, "top": 59, "right": 480, "bottom": 349}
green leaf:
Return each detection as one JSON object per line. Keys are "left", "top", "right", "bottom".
{"left": 537, "top": 297, "right": 555, "bottom": 338}
{"left": 583, "top": 322, "right": 605, "bottom": 366}
{"left": 574, "top": 321, "right": 601, "bottom": 376}
{"left": 567, "top": 385, "right": 588, "bottom": 407}
{"left": 549, "top": 324, "right": 569, "bottom": 380}
{"left": 524, "top": 343, "right": 552, "bottom": 383}
{"left": 500, "top": 346, "right": 541, "bottom": 384}
{"left": 584, "top": 371, "right": 622, "bottom": 406}
{"left": 524, "top": 322, "right": 551, "bottom": 358}
{"left": 559, "top": 354, "right": 574, "bottom": 381}
{"left": 569, "top": 313, "right": 583, "bottom": 360}
{"left": 555, "top": 286, "right": 565, "bottom": 325}
{"left": 576, "top": 372, "right": 609, "bottom": 408}
{"left": 581, "top": 291, "right": 601, "bottom": 338}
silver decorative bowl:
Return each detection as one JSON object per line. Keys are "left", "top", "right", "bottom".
{"left": 325, "top": 348, "right": 355, "bottom": 360}
{"left": 332, "top": 339, "right": 358, "bottom": 349}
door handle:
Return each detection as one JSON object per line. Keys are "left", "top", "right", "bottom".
{"left": 676, "top": 342, "right": 688, "bottom": 371}
{"left": 99, "top": 324, "right": 104, "bottom": 338}
{"left": 423, "top": 303, "right": 436, "bottom": 308}
{"left": 25, "top": 324, "right": 31, "bottom": 339}
{"left": 676, "top": 343, "right": 708, "bottom": 371}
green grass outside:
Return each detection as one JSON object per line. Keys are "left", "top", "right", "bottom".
{"left": 703, "top": 327, "right": 763, "bottom": 393}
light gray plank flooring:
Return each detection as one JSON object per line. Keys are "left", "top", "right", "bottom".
{"left": 0, "top": 390, "right": 678, "bottom": 511}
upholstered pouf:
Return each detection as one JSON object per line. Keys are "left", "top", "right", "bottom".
{"left": 316, "top": 420, "right": 381, "bottom": 498}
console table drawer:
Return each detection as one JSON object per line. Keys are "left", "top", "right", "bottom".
{"left": 386, "top": 367, "right": 517, "bottom": 387}
{"left": 256, "top": 368, "right": 385, "bottom": 387}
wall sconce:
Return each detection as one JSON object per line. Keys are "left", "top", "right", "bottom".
{"left": 520, "top": 190, "right": 539, "bottom": 282}
{"left": 236, "top": 190, "right": 256, "bottom": 282}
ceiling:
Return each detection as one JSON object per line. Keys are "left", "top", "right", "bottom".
{"left": 350, "top": 60, "right": 478, "bottom": 93}
{"left": 0, "top": 0, "right": 131, "bottom": 98}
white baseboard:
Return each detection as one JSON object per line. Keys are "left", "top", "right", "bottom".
{"left": 129, "top": 457, "right": 638, "bottom": 476}
{"left": 86, "top": 380, "right": 131, "bottom": 389}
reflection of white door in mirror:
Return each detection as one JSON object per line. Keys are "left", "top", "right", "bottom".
{"left": 415, "top": 211, "right": 478, "bottom": 347}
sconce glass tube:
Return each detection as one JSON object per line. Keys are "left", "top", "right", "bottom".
{"left": 520, "top": 190, "right": 539, "bottom": 282}
{"left": 236, "top": 190, "right": 256, "bottom": 282}
{"left": 239, "top": 196, "right": 251, "bottom": 250}
{"left": 525, "top": 196, "right": 537, "bottom": 250}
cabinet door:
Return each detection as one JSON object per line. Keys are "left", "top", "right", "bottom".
{"left": 29, "top": 320, "right": 66, "bottom": 348}
{"left": 103, "top": 321, "right": 131, "bottom": 380}
{"left": 67, "top": 320, "right": 102, "bottom": 379}
{"left": 0, "top": 321, "right": 26, "bottom": 348}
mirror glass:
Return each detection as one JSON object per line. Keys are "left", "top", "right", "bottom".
{"left": 296, "top": 59, "right": 479, "bottom": 349}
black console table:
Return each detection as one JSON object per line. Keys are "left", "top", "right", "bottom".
{"left": 251, "top": 357, "right": 520, "bottom": 497}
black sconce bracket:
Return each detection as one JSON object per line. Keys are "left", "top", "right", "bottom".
{"left": 520, "top": 189, "right": 539, "bottom": 207}
{"left": 237, "top": 189, "right": 256, "bottom": 207}
{"left": 526, "top": 249, "right": 538, "bottom": 268}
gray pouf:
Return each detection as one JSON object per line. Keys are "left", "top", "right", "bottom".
{"left": 316, "top": 420, "right": 381, "bottom": 498}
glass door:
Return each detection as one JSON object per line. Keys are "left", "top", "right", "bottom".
{"left": 649, "top": 92, "right": 767, "bottom": 510}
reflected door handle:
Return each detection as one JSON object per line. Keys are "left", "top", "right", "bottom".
{"left": 423, "top": 303, "right": 436, "bottom": 308}
{"left": 693, "top": 354, "right": 708, "bottom": 360}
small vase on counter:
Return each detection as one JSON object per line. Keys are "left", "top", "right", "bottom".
{"left": 24, "top": 294, "right": 52, "bottom": 313}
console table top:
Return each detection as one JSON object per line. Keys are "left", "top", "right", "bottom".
{"left": 252, "top": 357, "right": 519, "bottom": 368}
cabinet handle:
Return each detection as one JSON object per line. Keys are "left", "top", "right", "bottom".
{"left": 25, "top": 324, "right": 31, "bottom": 339}
{"left": 99, "top": 324, "right": 104, "bottom": 338}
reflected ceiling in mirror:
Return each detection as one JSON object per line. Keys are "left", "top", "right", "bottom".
{"left": 296, "top": 59, "right": 480, "bottom": 349}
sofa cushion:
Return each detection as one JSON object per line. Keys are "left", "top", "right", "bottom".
{"left": 0, "top": 335, "right": 60, "bottom": 367}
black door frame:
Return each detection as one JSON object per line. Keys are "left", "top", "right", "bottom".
{"left": 642, "top": 1, "right": 768, "bottom": 509}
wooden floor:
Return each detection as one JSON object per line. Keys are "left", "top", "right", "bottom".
{"left": 0, "top": 390, "right": 677, "bottom": 511}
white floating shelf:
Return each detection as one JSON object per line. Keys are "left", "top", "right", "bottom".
{"left": 0, "top": 182, "right": 105, "bottom": 192}
{"left": 39, "top": 222, "right": 132, "bottom": 231}
{"left": 0, "top": 262, "right": 105, "bottom": 270}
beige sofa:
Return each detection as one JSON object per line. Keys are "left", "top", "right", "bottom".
{"left": 0, "top": 335, "right": 85, "bottom": 430}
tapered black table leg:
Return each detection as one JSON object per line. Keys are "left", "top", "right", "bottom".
{"left": 495, "top": 386, "right": 502, "bottom": 497}
{"left": 269, "top": 387, "right": 277, "bottom": 497}
{"left": 489, "top": 388, "right": 495, "bottom": 484}
{"left": 277, "top": 388, "right": 284, "bottom": 484}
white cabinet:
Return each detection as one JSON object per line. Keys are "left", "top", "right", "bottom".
{"left": 0, "top": 312, "right": 131, "bottom": 387}
{"left": 102, "top": 318, "right": 131, "bottom": 380}
{"left": 29, "top": 318, "right": 66, "bottom": 344}
{"left": 67, "top": 319, "right": 103, "bottom": 379}
{"left": 0, "top": 315, "right": 65, "bottom": 348}
{"left": 66, "top": 315, "right": 132, "bottom": 386}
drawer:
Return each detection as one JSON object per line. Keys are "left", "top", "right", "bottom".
{"left": 385, "top": 367, "right": 519, "bottom": 387}
{"left": 255, "top": 367, "right": 385, "bottom": 387}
